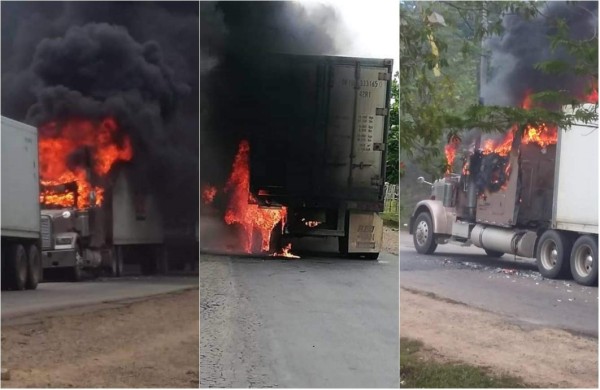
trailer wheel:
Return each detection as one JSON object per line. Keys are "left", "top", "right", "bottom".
{"left": 536, "top": 230, "right": 572, "bottom": 279}
{"left": 570, "top": 235, "right": 598, "bottom": 286}
{"left": 140, "top": 247, "right": 157, "bottom": 275}
{"left": 115, "top": 246, "right": 124, "bottom": 277}
{"left": 484, "top": 249, "right": 504, "bottom": 258}
{"left": 413, "top": 212, "right": 437, "bottom": 254}
{"left": 25, "top": 244, "right": 41, "bottom": 290}
{"left": 7, "top": 244, "right": 28, "bottom": 290}
{"left": 109, "top": 249, "right": 118, "bottom": 277}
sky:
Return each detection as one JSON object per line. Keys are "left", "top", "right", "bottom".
{"left": 299, "top": 0, "right": 399, "bottom": 73}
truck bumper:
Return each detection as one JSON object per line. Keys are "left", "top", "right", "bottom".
{"left": 347, "top": 212, "right": 383, "bottom": 253}
{"left": 42, "top": 249, "right": 77, "bottom": 269}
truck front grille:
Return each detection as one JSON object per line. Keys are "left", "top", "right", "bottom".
{"left": 40, "top": 215, "right": 52, "bottom": 250}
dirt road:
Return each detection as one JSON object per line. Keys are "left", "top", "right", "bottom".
{"left": 1, "top": 289, "right": 199, "bottom": 388}
{"left": 401, "top": 288, "right": 598, "bottom": 388}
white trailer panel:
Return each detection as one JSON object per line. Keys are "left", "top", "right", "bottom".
{"left": 324, "top": 62, "right": 390, "bottom": 197}
{"left": 1, "top": 116, "right": 40, "bottom": 239}
{"left": 553, "top": 105, "right": 598, "bottom": 233}
{"left": 112, "top": 168, "right": 164, "bottom": 245}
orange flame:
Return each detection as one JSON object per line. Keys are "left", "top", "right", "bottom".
{"left": 202, "top": 185, "right": 217, "bottom": 204}
{"left": 444, "top": 135, "right": 461, "bottom": 173}
{"left": 271, "top": 243, "right": 300, "bottom": 258}
{"left": 585, "top": 84, "right": 598, "bottom": 104}
{"left": 481, "top": 91, "right": 558, "bottom": 156}
{"left": 39, "top": 117, "right": 132, "bottom": 209}
{"left": 224, "top": 140, "right": 288, "bottom": 254}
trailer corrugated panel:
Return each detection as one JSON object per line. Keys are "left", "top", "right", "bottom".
{"left": 553, "top": 104, "right": 598, "bottom": 233}
{"left": 111, "top": 167, "right": 164, "bottom": 245}
{"left": 1, "top": 116, "right": 40, "bottom": 239}
{"left": 250, "top": 55, "right": 393, "bottom": 208}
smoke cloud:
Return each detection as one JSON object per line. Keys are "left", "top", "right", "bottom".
{"left": 200, "top": 1, "right": 344, "bottom": 189}
{"left": 482, "top": 1, "right": 597, "bottom": 107}
{"left": 1, "top": 2, "right": 198, "bottom": 224}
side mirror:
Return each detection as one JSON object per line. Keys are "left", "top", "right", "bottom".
{"left": 417, "top": 176, "right": 433, "bottom": 186}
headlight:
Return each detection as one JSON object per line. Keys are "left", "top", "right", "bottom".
{"left": 55, "top": 237, "right": 72, "bottom": 245}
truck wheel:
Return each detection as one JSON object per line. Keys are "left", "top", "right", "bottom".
{"left": 140, "top": 248, "right": 157, "bottom": 275}
{"left": 71, "top": 244, "right": 83, "bottom": 282}
{"left": 140, "top": 261, "right": 156, "bottom": 275}
{"left": 536, "top": 230, "right": 572, "bottom": 279}
{"left": 7, "top": 244, "right": 28, "bottom": 290}
{"left": 109, "top": 250, "right": 118, "bottom": 276}
{"left": 413, "top": 212, "right": 437, "bottom": 254}
{"left": 25, "top": 245, "right": 41, "bottom": 290}
{"left": 484, "top": 249, "right": 504, "bottom": 258}
{"left": 570, "top": 235, "right": 598, "bottom": 286}
{"left": 115, "top": 246, "right": 124, "bottom": 277}
{"left": 70, "top": 265, "right": 83, "bottom": 282}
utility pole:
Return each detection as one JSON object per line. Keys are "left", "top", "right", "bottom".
{"left": 478, "top": 3, "right": 489, "bottom": 105}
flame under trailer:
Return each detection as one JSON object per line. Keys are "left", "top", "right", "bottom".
{"left": 40, "top": 164, "right": 166, "bottom": 281}
{"left": 1, "top": 117, "right": 43, "bottom": 290}
{"left": 250, "top": 55, "right": 393, "bottom": 258}
{"left": 410, "top": 104, "right": 598, "bottom": 286}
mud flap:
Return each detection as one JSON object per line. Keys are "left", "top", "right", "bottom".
{"left": 347, "top": 211, "right": 383, "bottom": 254}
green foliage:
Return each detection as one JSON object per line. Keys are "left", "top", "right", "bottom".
{"left": 400, "top": 1, "right": 598, "bottom": 175}
{"left": 400, "top": 337, "right": 531, "bottom": 388}
{"left": 386, "top": 74, "right": 400, "bottom": 184}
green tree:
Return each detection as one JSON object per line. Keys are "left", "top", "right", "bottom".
{"left": 400, "top": 1, "right": 598, "bottom": 175}
{"left": 386, "top": 73, "right": 399, "bottom": 184}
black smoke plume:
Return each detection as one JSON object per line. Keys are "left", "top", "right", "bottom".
{"left": 482, "top": 1, "right": 597, "bottom": 107}
{"left": 200, "top": 1, "right": 343, "bottom": 190}
{"left": 1, "top": 2, "right": 198, "bottom": 225}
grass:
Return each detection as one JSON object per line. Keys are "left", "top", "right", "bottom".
{"left": 400, "top": 338, "right": 530, "bottom": 388}
{"left": 381, "top": 212, "right": 399, "bottom": 229}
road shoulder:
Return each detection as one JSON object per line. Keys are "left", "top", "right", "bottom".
{"left": 400, "top": 287, "right": 598, "bottom": 388}
{"left": 2, "top": 289, "right": 199, "bottom": 388}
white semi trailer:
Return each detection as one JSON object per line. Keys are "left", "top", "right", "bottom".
{"left": 1, "top": 117, "right": 43, "bottom": 290}
{"left": 410, "top": 105, "right": 598, "bottom": 286}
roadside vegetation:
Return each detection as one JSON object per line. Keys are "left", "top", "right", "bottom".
{"left": 399, "top": 1, "right": 598, "bottom": 218}
{"left": 381, "top": 211, "right": 399, "bottom": 229}
{"left": 400, "top": 338, "right": 530, "bottom": 388}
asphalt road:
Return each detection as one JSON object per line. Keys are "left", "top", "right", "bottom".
{"left": 400, "top": 232, "right": 598, "bottom": 337}
{"left": 200, "top": 252, "right": 400, "bottom": 388}
{"left": 1, "top": 275, "right": 198, "bottom": 319}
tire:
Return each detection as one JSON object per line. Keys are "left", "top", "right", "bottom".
{"left": 570, "top": 235, "right": 598, "bottom": 286}
{"left": 70, "top": 265, "right": 83, "bottom": 282}
{"left": 115, "top": 246, "right": 124, "bottom": 277}
{"left": 484, "top": 249, "right": 504, "bottom": 258}
{"left": 413, "top": 212, "right": 437, "bottom": 254}
{"left": 140, "top": 248, "right": 157, "bottom": 275}
{"left": 536, "top": 230, "right": 572, "bottom": 279}
{"left": 104, "top": 248, "right": 118, "bottom": 277}
{"left": 71, "top": 243, "right": 83, "bottom": 282}
{"left": 156, "top": 246, "right": 168, "bottom": 274}
{"left": 269, "top": 221, "right": 283, "bottom": 253}
{"left": 338, "top": 236, "right": 349, "bottom": 255}
{"left": 25, "top": 245, "right": 41, "bottom": 290}
{"left": 7, "top": 244, "right": 28, "bottom": 290}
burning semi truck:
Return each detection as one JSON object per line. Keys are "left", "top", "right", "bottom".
{"left": 409, "top": 104, "right": 598, "bottom": 286}
{"left": 203, "top": 55, "right": 393, "bottom": 258}
{"left": 1, "top": 116, "right": 166, "bottom": 288}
